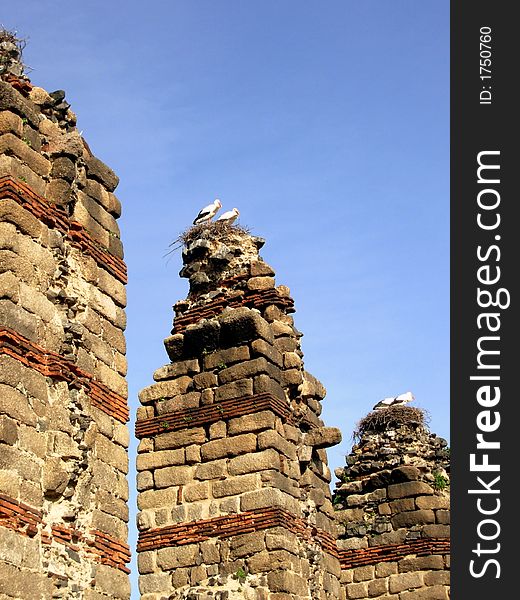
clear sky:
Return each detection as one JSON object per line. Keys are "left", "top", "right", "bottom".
{"left": 4, "top": 1, "right": 449, "bottom": 596}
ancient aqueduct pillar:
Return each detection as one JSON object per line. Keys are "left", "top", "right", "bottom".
{"left": 0, "top": 34, "right": 130, "bottom": 599}
{"left": 333, "top": 406, "right": 451, "bottom": 599}
{"left": 135, "top": 223, "right": 344, "bottom": 599}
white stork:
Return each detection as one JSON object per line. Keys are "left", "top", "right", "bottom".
{"left": 193, "top": 199, "right": 222, "bottom": 225}
{"left": 216, "top": 207, "right": 240, "bottom": 225}
{"left": 372, "top": 391, "right": 414, "bottom": 410}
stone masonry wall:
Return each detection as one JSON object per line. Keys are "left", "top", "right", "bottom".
{"left": 332, "top": 409, "right": 450, "bottom": 600}
{"left": 136, "top": 224, "right": 344, "bottom": 599}
{"left": 0, "top": 65, "right": 130, "bottom": 598}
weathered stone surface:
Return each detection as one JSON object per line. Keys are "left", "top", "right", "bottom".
{"left": 136, "top": 471, "right": 153, "bottom": 491}
{"left": 0, "top": 110, "right": 23, "bottom": 136}
{"left": 400, "top": 585, "right": 449, "bottom": 600}
{"left": 375, "top": 562, "right": 398, "bottom": 577}
{"left": 0, "top": 158, "right": 45, "bottom": 199}
{"left": 138, "top": 377, "right": 193, "bottom": 403}
{"left": 218, "top": 357, "right": 272, "bottom": 384}
{"left": 0, "top": 562, "right": 53, "bottom": 598}
{"left": 258, "top": 430, "right": 297, "bottom": 460}
{"left": 267, "top": 570, "right": 308, "bottom": 595}
{"left": 194, "top": 459, "right": 227, "bottom": 481}
{"left": 213, "top": 474, "right": 259, "bottom": 498}
{"left": 416, "top": 494, "right": 450, "bottom": 510}
{"left": 399, "top": 555, "right": 445, "bottom": 572}
{"left": 219, "top": 307, "right": 274, "bottom": 347}
{"left": 164, "top": 334, "right": 185, "bottom": 361}
{"left": 389, "top": 572, "right": 424, "bottom": 593}
{"left": 51, "top": 155, "right": 76, "bottom": 181}
{"left": 388, "top": 498, "right": 416, "bottom": 513}
{"left": 209, "top": 420, "right": 226, "bottom": 439}
{"left": 227, "top": 411, "right": 277, "bottom": 435}
{"left": 0, "top": 133, "right": 50, "bottom": 176}
{"left": 387, "top": 481, "right": 434, "bottom": 499}
{"left": 303, "top": 426, "right": 342, "bottom": 449}
{"left": 95, "top": 434, "right": 128, "bottom": 472}
{"left": 391, "top": 509, "right": 436, "bottom": 528}
{"left": 422, "top": 524, "right": 451, "bottom": 538}
{"left": 0, "top": 81, "right": 40, "bottom": 126}
{"left": 85, "top": 155, "right": 119, "bottom": 191}
{"left": 94, "top": 564, "right": 131, "bottom": 599}
{"left": 283, "top": 351, "right": 302, "bottom": 369}
{"left": 201, "top": 433, "right": 257, "bottom": 460}
{"left": 240, "top": 487, "right": 300, "bottom": 514}
{"left": 214, "top": 378, "right": 254, "bottom": 401}
{"left": 247, "top": 276, "right": 275, "bottom": 290}
{"left": 183, "top": 320, "right": 220, "bottom": 357}
{"left": 253, "top": 374, "right": 286, "bottom": 400}
{"left": 368, "top": 577, "right": 388, "bottom": 596}
{"left": 153, "top": 359, "right": 200, "bottom": 381}
{"left": 154, "top": 428, "right": 207, "bottom": 450}
{"left": 203, "top": 345, "right": 250, "bottom": 370}
{"left": 0, "top": 415, "right": 18, "bottom": 444}
{"left": 228, "top": 449, "right": 279, "bottom": 476}
{"left": 185, "top": 444, "right": 201, "bottom": 464}
{"left": 251, "top": 338, "right": 283, "bottom": 367}
{"left": 346, "top": 582, "right": 369, "bottom": 599}
{"left": 250, "top": 260, "right": 275, "bottom": 277}
{"left": 155, "top": 391, "right": 200, "bottom": 415}
{"left": 0, "top": 198, "right": 43, "bottom": 238}
{"left": 182, "top": 481, "right": 209, "bottom": 502}
{"left": 157, "top": 544, "right": 200, "bottom": 569}
{"left": 138, "top": 487, "right": 179, "bottom": 510}
{"left": 230, "top": 531, "right": 266, "bottom": 558}
{"left": 352, "top": 565, "right": 375, "bottom": 582}
{"left": 136, "top": 449, "right": 185, "bottom": 471}
{"left": 424, "top": 571, "right": 450, "bottom": 586}
{"left": 193, "top": 371, "right": 218, "bottom": 389}
{"left": 436, "top": 509, "right": 450, "bottom": 524}
{"left": 273, "top": 336, "right": 299, "bottom": 353}
{"left": 154, "top": 465, "right": 193, "bottom": 488}
{"left": 391, "top": 465, "right": 421, "bottom": 482}
{"left": 91, "top": 509, "right": 128, "bottom": 540}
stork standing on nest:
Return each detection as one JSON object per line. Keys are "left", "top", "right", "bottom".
{"left": 193, "top": 199, "right": 222, "bottom": 225}
{"left": 216, "top": 207, "right": 240, "bottom": 225}
{"left": 373, "top": 391, "right": 414, "bottom": 411}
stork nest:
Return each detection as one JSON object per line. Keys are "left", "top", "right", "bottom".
{"left": 166, "top": 221, "right": 252, "bottom": 256}
{"left": 353, "top": 405, "right": 428, "bottom": 440}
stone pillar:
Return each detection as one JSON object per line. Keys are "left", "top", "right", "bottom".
{"left": 0, "top": 44, "right": 130, "bottom": 599}
{"left": 136, "top": 224, "right": 343, "bottom": 599}
{"left": 332, "top": 406, "right": 450, "bottom": 599}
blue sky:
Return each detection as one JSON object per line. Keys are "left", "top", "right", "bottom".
{"left": 5, "top": 1, "right": 449, "bottom": 595}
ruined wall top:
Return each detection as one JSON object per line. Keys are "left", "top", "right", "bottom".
{"left": 0, "top": 29, "right": 27, "bottom": 79}
{"left": 171, "top": 222, "right": 294, "bottom": 335}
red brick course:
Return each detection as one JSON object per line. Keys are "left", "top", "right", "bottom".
{"left": 0, "top": 493, "right": 130, "bottom": 573}
{"left": 135, "top": 392, "right": 314, "bottom": 438}
{"left": 137, "top": 506, "right": 337, "bottom": 558}
{"left": 0, "top": 492, "right": 41, "bottom": 538}
{"left": 172, "top": 288, "right": 294, "bottom": 333}
{"left": 338, "top": 538, "right": 450, "bottom": 569}
{"left": 137, "top": 503, "right": 449, "bottom": 573}
{"left": 0, "top": 176, "right": 127, "bottom": 284}
{"left": 0, "top": 326, "right": 129, "bottom": 423}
